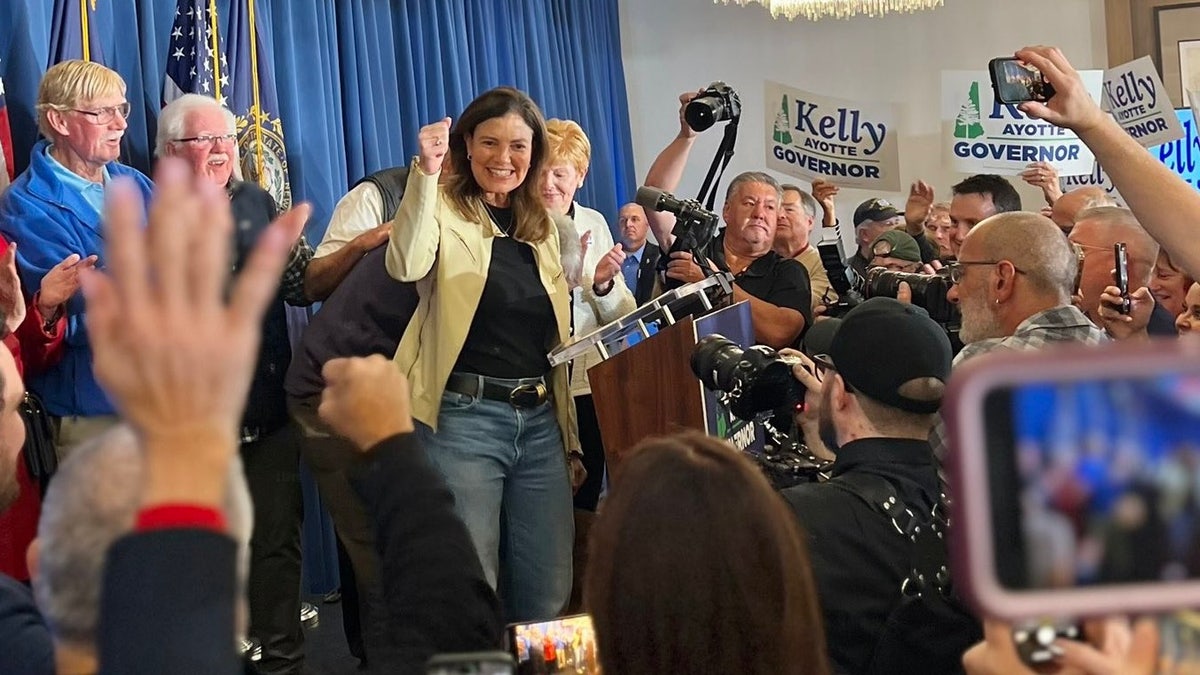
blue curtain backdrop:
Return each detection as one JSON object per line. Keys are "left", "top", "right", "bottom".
{"left": 0, "top": 0, "right": 637, "bottom": 241}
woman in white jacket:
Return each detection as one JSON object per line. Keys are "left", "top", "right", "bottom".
{"left": 542, "top": 119, "right": 636, "bottom": 510}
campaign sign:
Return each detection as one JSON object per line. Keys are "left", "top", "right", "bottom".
{"left": 765, "top": 80, "right": 901, "bottom": 191}
{"left": 1063, "top": 108, "right": 1200, "bottom": 200}
{"left": 1103, "top": 56, "right": 1183, "bottom": 148}
{"left": 942, "top": 70, "right": 1104, "bottom": 176}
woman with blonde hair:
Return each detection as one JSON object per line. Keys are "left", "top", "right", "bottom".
{"left": 542, "top": 118, "right": 635, "bottom": 510}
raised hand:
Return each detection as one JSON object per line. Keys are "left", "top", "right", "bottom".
{"left": 678, "top": 90, "right": 703, "bottom": 139}
{"left": 1015, "top": 46, "right": 1108, "bottom": 134}
{"left": 905, "top": 180, "right": 936, "bottom": 232}
{"left": 0, "top": 245, "right": 26, "bottom": 336}
{"left": 82, "top": 159, "right": 309, "bottom": 506}
{"left": 319, "top": 355, "right": 415, "bottom": 451}
{"left": 417, "top": 117, "right": 452, "bottom": 175}
{"left": 1020, "top": 161, "right": 1063, "bottom": 206}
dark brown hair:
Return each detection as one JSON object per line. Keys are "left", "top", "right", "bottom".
{"left": 444, "top": 87, "right": 552, "bottom": 243}
{"left": 584, "top": 431, "right": 830, "bottom": 675}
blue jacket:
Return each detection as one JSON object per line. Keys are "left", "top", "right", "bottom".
{"left": 0, "top": 140, "right": 153, "bottom": 416}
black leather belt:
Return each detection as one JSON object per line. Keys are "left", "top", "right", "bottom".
{"left": 444, "top": 373, "right": 549, "bottom": 409}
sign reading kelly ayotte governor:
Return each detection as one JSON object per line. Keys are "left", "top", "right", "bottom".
{"left": 765, "top": 80, "right": 901, "bottom": 192}
{"left": 942, "top": 70, "right": 1104, "bottom": 176}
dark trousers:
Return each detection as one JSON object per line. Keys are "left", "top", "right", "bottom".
{"left": 572, "top": 395, "right": 606, "bottom": 511}
{"left": 289, "top": 395, "right": 388, "bottom": 667}
{"left": 240, "top": 422, "right": 304, "bottom": 674}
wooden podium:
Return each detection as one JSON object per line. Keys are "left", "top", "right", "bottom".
{"left": 586, "top": 300, "right": 754, "bottom": 482}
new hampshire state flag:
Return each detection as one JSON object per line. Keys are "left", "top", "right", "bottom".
{"left": 227, "top": 0, "right": 291, "bottom": 210}
{"left": 49, "top": 0, "right": 107, "bottom": 66}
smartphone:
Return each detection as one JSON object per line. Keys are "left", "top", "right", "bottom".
{"left": 944, "top": 340, "right": 1200, "bottom": 620}
{"left": 989, "top": 57, "right": 1056, "bottom": 104}
{"left": 426, "top": 652, "right": 515, "bottom": 675}
{"left": 507, "top": 614, "right": 600, "bottom": 674}
{"left": 1113, "top": 242, "right": 1131, "bottom": 314}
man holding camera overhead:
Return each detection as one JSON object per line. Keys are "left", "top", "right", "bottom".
{"left": 642, "top": 88, "right": 812, "bottom": 349}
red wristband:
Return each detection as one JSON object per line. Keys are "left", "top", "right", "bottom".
{"left": 135, "top": 504, "right": 226, "bottom": 534}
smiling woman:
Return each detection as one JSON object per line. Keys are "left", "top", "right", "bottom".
{"left": 384, "top": 87, "right": 582, "bottom": 623}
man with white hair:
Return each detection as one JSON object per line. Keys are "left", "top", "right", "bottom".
{"left": 156, "top": 93, "right": 309, "bottom": 673}
{"left": 29, "top": 425, "right": 253, "bottom": 675}
{"left": 0, "top": 60, "right": 150, "bottom": 452}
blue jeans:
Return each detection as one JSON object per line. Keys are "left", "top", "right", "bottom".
{"left": 418, "top": 387, "right": 574, "bottom": 622}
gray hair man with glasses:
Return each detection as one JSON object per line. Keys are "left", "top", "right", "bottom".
{"left": 946, "top": 211, "right": 1105, "bottom": 363}
{"left": 0, "top": 59, "right": 153, "bottom": 454}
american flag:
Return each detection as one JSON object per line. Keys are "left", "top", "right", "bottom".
{"left": 0, "top": 69, "right": 12, "bottom": 187}
{"left": 163, "top": 0, "right": 228, "bottom": 107}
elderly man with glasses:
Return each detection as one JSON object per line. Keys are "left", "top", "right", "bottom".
{"left": 154, "top": 92, "right": 315, "bottom": 675}
{"left": 0, "top": 60, "right": 152, "bottom": 453}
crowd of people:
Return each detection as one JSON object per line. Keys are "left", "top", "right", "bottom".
{"left": 0, "top": 43, "right": 1196, "bottom": 675}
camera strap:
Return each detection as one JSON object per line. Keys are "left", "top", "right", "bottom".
{"left": 696, "top": 118, "right": 740, "bottom": 212}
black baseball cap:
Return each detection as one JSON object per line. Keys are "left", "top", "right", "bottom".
{"left": 800, "top": 317, "right": 842, "bottom": 358}
{"left": 853, "top": 198, "right": 902, "bottom": 227}
{"left": 824, "top": 297, "right": 952, "bottom": 414}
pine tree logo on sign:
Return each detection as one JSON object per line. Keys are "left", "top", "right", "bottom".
{"left": 774, "top": 95, "right": 793, "bottom": 145}
{"left": 954, "top": 82, "right": 985, "bottom": 140}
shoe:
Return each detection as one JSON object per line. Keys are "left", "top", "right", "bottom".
{"left": 239, "top": 637, "right": 263, "bottom": 662}
{"left": 300, "top": 601, "right": 319, "bottom": 628}
{"left": 323, "top": 589, "right": 341, "bottom": 604}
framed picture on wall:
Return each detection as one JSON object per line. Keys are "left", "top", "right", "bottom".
{"left": 1180, "top": 39, "right": 1200, "bottom": 104}
{"left": 1155, "top": 2, "right": 1200, "bottom": 106}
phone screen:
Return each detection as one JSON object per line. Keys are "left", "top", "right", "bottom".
{"left": 985, "top": 372, "right": 1200, "bottom": 591}
{"left": 990, "top": 58, "right": 1055, "bottom": 104}
{"left": 507, "top": 614, "right": 600, "bottom": 674}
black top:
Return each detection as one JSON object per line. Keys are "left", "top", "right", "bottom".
{"left": 701, "top": 231, "right": 813, "bottom": 333}
{"left": 229, "top": 182, "right": 290, "bottom": 437}
{"left": 454, "top": 206, "right": 554, "bottom": 379}
{"left": 283, "top": 246, "right": 417, "bottom": 402}
{"left": 781, "top": 438, "right": 942, "bottom": 675}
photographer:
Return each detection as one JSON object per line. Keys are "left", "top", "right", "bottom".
{"left": 781, "top": 298, "right": 980, "bottom": 675}
{"left": 643, "top": 90, "right": 811, "bottom": 349}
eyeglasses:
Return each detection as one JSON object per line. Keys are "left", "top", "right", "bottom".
{"left": 947, "top": 260, "right": 1027, "bottom": 284}
{"left": 71, "top": 102, "right": 131, "bottom": 125}
{"left": 811, "top": 354, "right": 854, "bottom": 393}
{"left": 173, "top": 133, "right": 237, "bottom": 147}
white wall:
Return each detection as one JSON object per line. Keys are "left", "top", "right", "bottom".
{"left": 618, "top": 0, "right": 1109, "bottom": 248}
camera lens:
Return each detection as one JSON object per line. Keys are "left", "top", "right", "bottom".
{"left": 685, "top": 97, "right": 723, "bottom": 132}
{"left": 691, "top": 334, "right": 745, "bottom": 391}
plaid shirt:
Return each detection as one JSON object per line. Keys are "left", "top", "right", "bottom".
{"left": 933, "top": 305, "right": 1108, "bottom": 458}
{"left": 280, "top": 235, "right": 315, "bottom": 307}
{"left": 952, "top": 304, "right": 1108, "bottom": 366}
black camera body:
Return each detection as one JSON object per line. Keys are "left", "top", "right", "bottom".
{"left": 691, "top": 334, "right": 802, "bottom": 421}
{"left": 635, "top": 186, "right": 722, "bottom": 290}
{"left": 815, "top": 239, "right": 863, "bottom": 318}
{"left": 685, "top": 81, "right": 742, "bottom": 133}
{"left": 862, "top": 266, "right": 961, "bottom": 326}
{"left": 690, "top": 334, "right": 825, "bottom": 488}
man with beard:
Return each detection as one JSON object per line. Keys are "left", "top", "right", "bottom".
{"left": 780, "top": 298, "right": 977, "bottom": 674}
{"left": 949, "top": 211, "right": 1107, "bottom": 364}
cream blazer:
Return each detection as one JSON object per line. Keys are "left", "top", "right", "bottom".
{"left": 385, "top": 159, "right": 580, "bottom": 453}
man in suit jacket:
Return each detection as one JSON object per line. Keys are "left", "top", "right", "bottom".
{"left": 617, "top": 203, "right": 661, "bottom": 305}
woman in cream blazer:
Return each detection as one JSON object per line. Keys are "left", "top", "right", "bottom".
{"left": 386, "top": 88, "right": 580, "bottom": 622}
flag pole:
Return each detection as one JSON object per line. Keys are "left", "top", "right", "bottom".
{"left": 208, "top": 1, "right": 222, "bottom": 102}
{"left": 79, "top": 0, "right": 90, "bottom": 62}
{"left": 247, "top": 0, "right": 265, "bottom": 186}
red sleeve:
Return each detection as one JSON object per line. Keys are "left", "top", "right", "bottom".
{"left": 135, "top": 505, "right": 227, "bottom": 534}
{"left": 14, "top": 292, "right": 66, "bottom": 377}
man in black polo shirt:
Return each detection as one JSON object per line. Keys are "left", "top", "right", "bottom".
{"left": 782, "top": 298, "right": 980, "bottom": 674}
{"left": 660, "top": 171, "right": 811, "bottom": 348}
